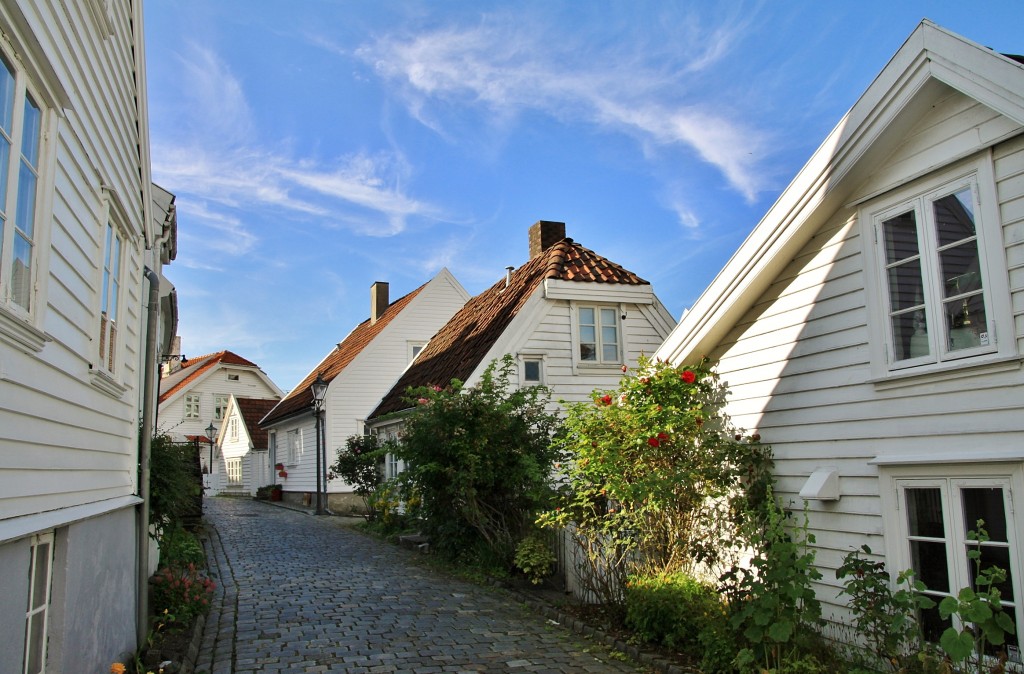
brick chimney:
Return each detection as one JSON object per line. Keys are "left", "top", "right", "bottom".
{"left": 528, "top": 220, "right": 566, "bottom": 258}
{"left": 370, "top": 281, "right": 389, "bottom": 325}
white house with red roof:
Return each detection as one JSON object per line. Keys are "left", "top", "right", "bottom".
{"left": 367, "top": 220, "right": 676, "bottom": 476}
{"left": 260, "top": 269, "right": 469, "bottom": 512}
{"left": 209, "top": 396, "right": 279, "bottom": 496}
{"left": 158, "top": 350, "right": 283, "bottom": 471}
{"left": 655, "top": 21, "right": 1024, "bottom": 644}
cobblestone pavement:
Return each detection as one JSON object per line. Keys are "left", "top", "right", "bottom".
{"left": 196, "top": 497, "right": 643, "bottom": 674}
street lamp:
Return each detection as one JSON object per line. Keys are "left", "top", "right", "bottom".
{"left": 205, "top": 422, "right": 216, "bottom": 476}
{"left": 311, "top": 373, "right": 328, "bottom": 515}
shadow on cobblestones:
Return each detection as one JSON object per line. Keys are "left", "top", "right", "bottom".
{"left": 187, "top": 497, "right": 697, "bottom": 674}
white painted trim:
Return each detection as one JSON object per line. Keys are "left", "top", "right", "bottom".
{"left": 543, "top": 279, "right": 654, "bottom": 304}
{"left": 870, "top": 450, "right": 1024, "bottom": 465}
{"left": 0, "top": 495, "right": 141, "bottom": 545}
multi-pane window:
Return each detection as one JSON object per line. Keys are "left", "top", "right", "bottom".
{"left": 226, "top": 458, "right": 241, "bottom": 485}
{"left": 874, "top": 174, "right": 995, "bottom": 368}
{"left": 23, "top": 532, "right": 53, "bottom": 674}
{"left": 0, "top": 53, "right": 43, "bottom": 314}
{"left": 98, "top": 222, "right": 122, "bottom": 371}
{"left": 578, "top": 306, "right": 619, "bottom": 363}
{"left": 896, "top": 478, "right": 1021, "bottom": 656}
{"left": 214, "top": 395, "right": 228, "bottom": 421}
{"left": 228, "top": 417, "right": 239, "bottom": 442}
{"left": 287, "top": 429, "right": 300, "bottom": 465}
{"left": 184, "top": 393, "right": 200, "bottom": 419}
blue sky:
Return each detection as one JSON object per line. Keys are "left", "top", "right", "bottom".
{"left": 144, "top": 1, "right": 1024, "bottom": 390}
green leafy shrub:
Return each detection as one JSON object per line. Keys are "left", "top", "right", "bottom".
{"left": 151, "top": 562, "right": 215, "bottom": 624}
{"left": 513, "top": 532, "right": 557, "bottom": 585}
{"left": 726, "top": 493, "right": 823, "bottom": 673}
{"left": 149, "top": 431, "right": 201, "bottom": 534}
{"left": 391, "top": 355, "right": 561, "bottom": 569}
{"left": 625, "top": 572, "right": 733, "bottom": 671}
{"left": 539, "top": 356, "right": 773, "bottom": 610}
{"left": 328, "top": 434, "right": 386, "bottom": 518}
{"left": 158, "top": 527, "right": 205, "bottom": 569}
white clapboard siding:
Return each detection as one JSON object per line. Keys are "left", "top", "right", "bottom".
{"left": 0, "top": 0, "right": 151, "bottom": 523}
{"left": 706, "top": 133, "right": 1024, "bottom": 622}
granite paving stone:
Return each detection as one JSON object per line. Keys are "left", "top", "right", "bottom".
{"left": 195, "top": 498, "right": 643, "bottom": 673}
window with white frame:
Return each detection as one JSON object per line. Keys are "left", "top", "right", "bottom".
{"left": 865, "top": 160, "right": 1012, "bottom": 374}
{"left": 577, "top": 305, "right": 620, "bottom": 363}
{"left": 184, "top": 393, "right": 200, "bottom": 419}
{"left": 23, "top": 531, "right": 54, "bottom": 674}
{"left": 226, "top": 458, "right": 241, "bottom": 485}
{"left": 214, "top": 395, "right": 228, "bottom": 420}
{"left": 98, "top": 221, "right": 123, "bottom": 372}
{"left": 408, "top": 341, "right": 426, "bottom": 363}
{"left": 0, "top": 52, "right": 43, "bottom": 316}
{"left": 287, "top": 428, "right": 300, "bottom": 465}
{"left": 228, "top": 417, "right": 239, "bottom": 442}
{"left": 227, "top": 372, "right": 239, "bottom": 382}
{"left": 883, "top": 466, "right": 1023, "bottom": 658}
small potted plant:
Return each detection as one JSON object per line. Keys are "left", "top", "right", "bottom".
{"left": 270, "top": 484, "right": 283, "bottom": 501}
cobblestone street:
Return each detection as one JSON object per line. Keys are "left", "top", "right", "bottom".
{"left": 196, "top": 498, "right": 644, "bottom": 673}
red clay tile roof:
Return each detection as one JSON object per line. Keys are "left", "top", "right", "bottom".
{"left": 368, "top": 237, "right": 646, "bottom": 420}
{"left": 259, "top": 283, "right": 428, "bottom": 426}
{"left": 158, "top": 350, "right": 261, "bottom": 404}
{"left": 236, "top": 398, "right": 279, "bottom": 448}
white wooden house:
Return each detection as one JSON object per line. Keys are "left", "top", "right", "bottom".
{"left": 158, "top": 349, "right": 283, "bottom": 471}
{"left": 367, "top": 220, "right": 676, "bottom": 475}
{"left": 208, "top": 395, "right": 278, "bottom": 496}
{"left": 0, "top": 1, "right": 176, "bottom": 671}
{"left": 655, "top": 21, "right": 1024, "bottom": 648}
{"left": 260, "top": 270, "right": 470, "bottom": 512}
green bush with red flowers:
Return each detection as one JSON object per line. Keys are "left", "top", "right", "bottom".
{"left": 538, "top": 355, "right": 772, "bottom": 610}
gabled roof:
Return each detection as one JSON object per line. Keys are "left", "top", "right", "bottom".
{"left": 260, "top": 282, "right": 429, "bottom": 426}
{"left": 368, "top": 237, "right": 647, "bottom": 420}
{"left": 158, "top": 350, "right": 261, "bottom": 404}
{"left": 656, "top": 20, "right": 1024, "bottom": 365}
{"left": 235, "top": 397, "right": 278, "bottom": 448}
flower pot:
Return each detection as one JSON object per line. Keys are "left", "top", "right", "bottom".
{"left": 270, "top": 488, "right": 282, "bottom": 502}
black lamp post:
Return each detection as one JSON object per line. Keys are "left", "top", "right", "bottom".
{"left": 205, "top": 422, "right": 216, "bottom": 476}
{"left": 311, "top": 373, "right": 328, "bottom": 515}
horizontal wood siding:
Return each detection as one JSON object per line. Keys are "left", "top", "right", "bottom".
{"left": 0, "top": 0, "right": 151, "bottom": 521}
{"left": 709, "top": 130, "right": 1024, "bottom": 622}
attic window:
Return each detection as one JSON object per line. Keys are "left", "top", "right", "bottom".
{"left": 578, "top": 305, "right": 620, "bottom": 363}
{"left": 227, "top": 373, "right": 240, "bottom": 381}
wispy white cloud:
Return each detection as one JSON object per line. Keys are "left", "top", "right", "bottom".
{"left": 151, "top": 43, "right": 438, "bottom": 241}
{"left": 356, "top": 9, "right": 768, "bottom": 201}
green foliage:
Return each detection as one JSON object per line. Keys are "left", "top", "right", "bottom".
{"left": 151, "top": 562, "right": 215, "bottom": 624}
{"left": 726, "top": 494, "right": 823, "bottom": 673}
{"left": 937, "top": 521, "right": 1015, "bottom": 672}
{"left": 836, "top": 546, "right": 935, "bottom": 670}
{"left": 328, "top": 434, "right": 386, "bottom": 517}
{"left": 624, "top": 572, "right": 734, "bottom": 672}
{"left": 392, "top": 355, "right": 561, "bottom": 567}
{"left": 159, "top": 527, "right": 205, "bottom": 569}
{"left": 513, "top": 531, "right": 557, "bottom": 585}
{"left": 538, "top": 355, "right": 773, "bottom": 608}
{"left": 149, "top": 431, "right": 201, "bottom": 534}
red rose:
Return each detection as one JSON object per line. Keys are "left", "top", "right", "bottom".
{"left": 681, "top": 370, "right": 696, "bottom": 384}
{"left": 647, "top": 437, "right": 660, "bottom": 447}
{"left": 600, "top": 394, "right": 613, "bottom": 405}
{"left": 621, "top": 365, "right": 628, "bottom": 373}
{"left": 657, "top": 432, "right": 669, "bottom": 441}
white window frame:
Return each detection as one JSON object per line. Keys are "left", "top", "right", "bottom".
{"left": 408, "top": 341, "right": 426, "bottom": 363}
{"left": 519, "top": 353, "right": 545, "bottom": 385}
{"left": 98, "top": 219, "right": 124, "bottom": 374}
{"left": 214, "top": 394, "right": 228, "bottom": 421}
{"left": 184, "top": 393, "right": 200, "bottom": 419}
{"left": 574, "top": 303, "right": 622, "bottom": 366}
{"left": 227, "top": 372, "right": 239, "bottom": 382}
{"left": 287, "top": 428, "right": 300, "bottom": 466}
{"left": 862, "top": 155, "right": 1014, "bottom": 380}
{"left": 23, "top": 531, "right": 54, "bottom": 674}
{"left": 225, "top": 457, "right": 242, "bottom": 485}
{"left": 879, "top": 461, "right": 1024, "bottom": 658}
{"left": 228, "top": 417, "right": 239, "bottom": 442}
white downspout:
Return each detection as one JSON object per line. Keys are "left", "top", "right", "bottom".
{"left": 137, "top": 266, "right": 160, "bottom": 647}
